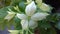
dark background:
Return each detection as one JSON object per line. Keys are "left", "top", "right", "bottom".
{"left": 44, "top": 0, "right": 60, "bottom": 34}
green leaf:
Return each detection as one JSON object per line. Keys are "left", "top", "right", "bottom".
{"left": 11, "top": 0, "right": 22, "bottom": 5}
{"left": 55, "top": 21, "right": 60, "bottom": 30}
{"left": 39, "top": 28, "right": 57, "bottom": 34}
{"left": 47, "top": 14, "right": 59, "bottom": 23}
{"left": 0, "top": 7, "right": 8, "bottom": 29}
{"left": 0, "top": 6, "right": 13, "bottom": 30}
{"left": 46, "top": 28, "right": 57, "bottom": 34}
{"left": 19, "top": 1, "right": 26, "bottom": 13}
{"left": 14, "top": 16, "right": 22, "bottom": 30}
{"left": 38, "top": 20, "right": 51, "bottom": 28}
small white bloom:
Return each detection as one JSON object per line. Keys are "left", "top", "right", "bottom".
{"left": 27, "top": 0, "right": 32, "bottom": 4}
{"left": 21, "top": 20, "right": 28, "bottom": 30}
{"left": 4, "top": 11, "right": 15, "bottom": 21}
{"left": 14, "top": 6, "right": 19, "bottom": 10}
{"left": 29, "top": 20, "right": 38, "bottom": 29}
{"left": 25, "top": 1, "right": 36, "bottom": 16}
{"left": 40, "top": 3, "right": 52, "bottom": 12}
{"left": 36, "top": 0, "right": 42, "bottom": 6}
{"left": 14, "top": 6, "right": 20, "bottom": 12}
{"left": 31, "top": 13, "right": 49, "bottom": 21}
{"left": 17, "top": 13, "right": 27, "bottom": 20}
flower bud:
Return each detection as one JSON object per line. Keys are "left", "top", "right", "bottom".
{"left": 25, "top": 1, "right": 36, "bottom": 16}
{"left": 17, "top": 13, "right": 27, "bottom": 20}
{"left": 27, "top": 0, "right": 32, "bottom": 4}
{"left": 36, "top": 0, "right": 42, "bottom": 6}
{"left": 40, "top": 3, "right": 52, "bottom": 12}
{"left": 31, "top": 13, "right": 49, "bottom": 21}
{"left": 4, "top": 11, "right": 15, "bottom": 21}
{"left": 14, "top": 6, "right": 20, "bottom": 12}
{"left": 29, "top": 20, "right": 38, "bottom": 29}
{"left": 21, "top": 20, "right": 28, "bottom": 30}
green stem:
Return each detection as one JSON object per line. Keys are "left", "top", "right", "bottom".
{"left": 22, "top": 30, "right": 24, "bottom": 34}
{"left": 17, "top": 9, "right": 21, "bottom": 13}
{"left": 26, "top": 30, "right": 28, "bottom": 34}
{"left": 28, "top": 29, "right": 34, "bottom": 34}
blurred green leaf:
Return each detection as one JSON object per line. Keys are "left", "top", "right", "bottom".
{"left": 38, "top": 20, "right": 51, "bottom": 28}
{"left": 47, "top": 14, "right": 59, "bottom": 23}
{"left": 19, "top": 1, "right": 26, "bottom": 13}
{"left": 0, "top": 6, "right": 13, "bottom": 30}
{"left": 55, "top": 21, "right": 60, "bottom": 30}
{"left": 39, "top": 28, "right": 56, "bottom": 34}
{"left": 14, "top": 16, "right": 22, "bottom": 30}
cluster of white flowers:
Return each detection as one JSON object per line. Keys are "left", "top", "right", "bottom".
{"left": 17, "top": 1, "right": 49, "bottom": 30}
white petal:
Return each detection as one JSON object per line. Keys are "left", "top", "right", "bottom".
{"left": 27, "top": 0, "right": 32, "bottom": 4}
{"left": 31, "top": 13, "right": 49, "bottom": 21}
{"left": 17, "top": 13, "right": 27, "bottom": 20}
{"left": 25, "top": 1, "right": 36, "bottom": 16}
{"left": 36, "top": 0, "right": 42, "bottom": 6}
{"left": 29, "top": 20, "right": 38, "bottom": 29}
{"left": 7, "top": 11, "right": 15, "bottom": 14}
{"left": 4, "top": 11, "right": 15, "bottom": 21}
{"left": 21, "top": 20, "right": 28, "bottom": 30}
{"left": 40, "top": 3, "right": 52, "bottom": 12}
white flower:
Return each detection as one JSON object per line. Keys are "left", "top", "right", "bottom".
{"left": 36, "top": 0, "right": 42, "bottom": 6}
{"left": 21, "top": 20, "right": 28, "bottom": 30}
{"left": 40, "top": 3, "right": 52, "bottom": 12}
{"left": 29, "top": 20, "right": 38, "bottom": 29}
{"left": 25, "top": 1, "right": 36, "bottom": 16}
{"left": 17, "top": 13, "right": 27, "bottom": 20}
{"left": 4, "top": 11, "right": 15, "bottom": 21}
{"left": 16, "top": 1, "right": 50, "bottom": 30}
{"left": 27, "top": 0, "right": 32, "bottom": 4}
{"left": 31, "top": 13, "right": 49, "bottom": 21}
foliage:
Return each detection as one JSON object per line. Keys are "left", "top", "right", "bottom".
{"left": 0, "top": 0, "right": 60, "bottom": 34}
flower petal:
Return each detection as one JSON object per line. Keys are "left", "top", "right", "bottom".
{"left": 40, "top": 3, "right": 52, "bottom": 12}
{"left": 4, "top": 11, "right": 15, "bottom": 21}
{"left": 29, "top": 20, "right": 38, "bottom": 29}
{"left": 17, "top": 13, "right": 27, "bottom": 20}
{"left": 27, "top": 0, "right": 32, "bottom": 4}
{"left": 31, "top": 13, "right": 49, "bottom": 21}
{"left": 21, "top": 20, "right": 28, "bottom": 30}
{"left": 36, "top": 0, "right": 42, "bottom": 6}
{"left": 25, "top": 1, "right": 36, "bottom": 16}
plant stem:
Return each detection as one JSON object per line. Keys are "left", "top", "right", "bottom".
{"left": 26, "top": 30, "right": 28, "bottom": 34}
{"left": 28, "top": 29, "right": 34, "bottom": 34}
{"left": 22, "top": 30, "right": 24, "bottom": 34}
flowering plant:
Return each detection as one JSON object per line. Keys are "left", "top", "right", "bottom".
{"left": 0, "top": 0, "right": 60, "bottom": 34}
